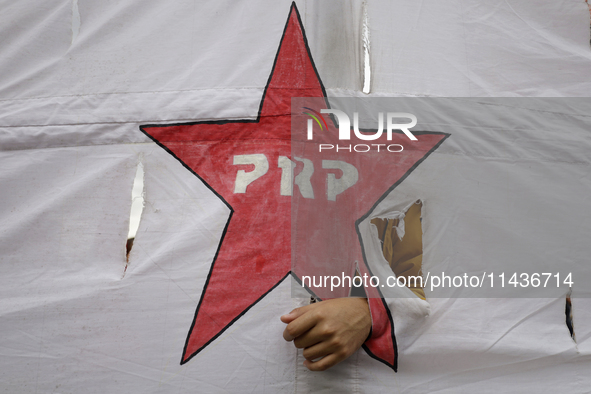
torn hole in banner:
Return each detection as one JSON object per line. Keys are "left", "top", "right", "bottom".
{"left": 586, "top": 0, "right": 591, "bottom": 47}
{"left": 566, "top": 289, "right": 576, "bottom": 342}
{"left": 124, "top": 158, "right": 145, "bottom": 277}
{"left": 371, "top": 200, "right": 425, "bottom": 299}
{"left": 70, "top": 0, "right": 80, "bottom": 47}
{"left": 361, "top": 0, "right": 371, "bottom": 94}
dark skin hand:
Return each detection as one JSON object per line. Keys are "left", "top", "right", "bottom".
{"left": 280, "top": 297, "right": 371, "bottom": 371}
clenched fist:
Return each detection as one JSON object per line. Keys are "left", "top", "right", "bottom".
{"left": 280, "top": 297, "right": 371, "bottom": 371}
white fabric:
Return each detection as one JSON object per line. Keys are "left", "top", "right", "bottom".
{"left": 1, "top": 0, "right": 590, "bottom": 393}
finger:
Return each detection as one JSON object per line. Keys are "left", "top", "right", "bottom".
{"left": 302, "top": 341, "right": 332, "bottom": 361}
{"left": 283, "top": 308, "right": 321, "bottom": 341}
{"left": 280, "top": 312, "right": 298, "bottom": 324}
{"left": 280, "top": 314, "right": 296, "bottom": 324}
{"left": 293, "top": 326, "right": 325, "bottom": 349}
{"left": 283, "top": 326, "right": 296, "bottom": 341}
{"left": 280, "top": 304, "right": 312, "bottom": 324}
{"left": 304, "top": 353, "right": 341, "bottom": 372}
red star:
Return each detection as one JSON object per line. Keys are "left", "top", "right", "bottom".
{"left": 140, "top": 3, "right": 448, "bottom": 370}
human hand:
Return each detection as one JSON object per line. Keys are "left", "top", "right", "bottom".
{"left": 280, "top": 297, "right": 371, "bottom": 371}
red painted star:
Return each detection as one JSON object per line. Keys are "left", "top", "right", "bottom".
{"left": 140, "top": 2, "right": 448, "bottom": 370}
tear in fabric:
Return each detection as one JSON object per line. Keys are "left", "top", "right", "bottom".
{"left": 565, "top": 290, "right": 575, "bottom": 341}
{"left": 371, "top": 200, "right": 425, "bottom": 299}
{"left": 71, "top": 0, "right": 81, "bottom": 46}
{"left": 124, "top": 160, "right": 145, "bottom": 274}
{"left": 361, "top": 0, "right": 371, "bottom": 93}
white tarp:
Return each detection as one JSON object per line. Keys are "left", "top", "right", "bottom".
{"left": 1, "top": 1, "right": 590, "bottom": 393}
